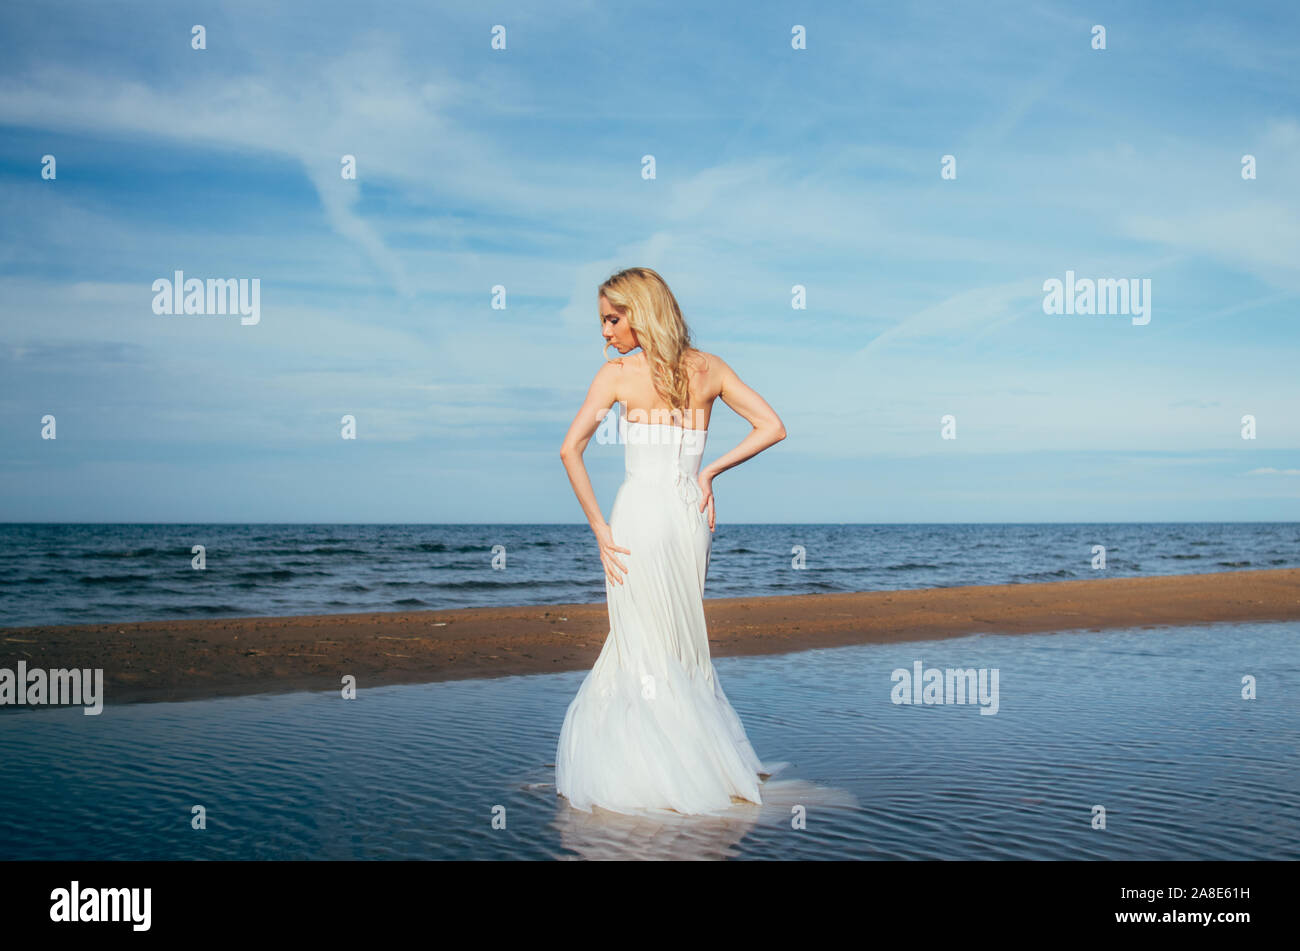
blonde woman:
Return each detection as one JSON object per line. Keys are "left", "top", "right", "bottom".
{"left": 555, "top": 267, "right": 786, "bottom": 815}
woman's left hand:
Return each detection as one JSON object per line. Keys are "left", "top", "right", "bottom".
{"left": 697, "top": 470, "right": 715, "bottom": 532}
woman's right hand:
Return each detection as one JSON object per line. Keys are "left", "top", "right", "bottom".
{"left": 594, "top": 522, "right": 631, "bottom": 585}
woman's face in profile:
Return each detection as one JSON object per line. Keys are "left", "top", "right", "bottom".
{"left": 600, "top": 295, "right": 639, "bottom": 354}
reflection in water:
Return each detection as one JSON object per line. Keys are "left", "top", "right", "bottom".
{"left": 547, "top": 766, "right": 859, "bottom": 860}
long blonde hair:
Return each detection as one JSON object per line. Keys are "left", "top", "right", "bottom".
{"left": 598, "top": 267, "right": 694, "bottom": 420}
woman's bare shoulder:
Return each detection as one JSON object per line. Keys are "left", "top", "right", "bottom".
{"left": 687, "top": 348, "right": 733, "bottom": 376}
{"left": 604, "top": 351, "right": 642, "bottom": 373}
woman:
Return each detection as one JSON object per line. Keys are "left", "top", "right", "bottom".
{"left": 555, "top": 267, "right": 787, "bottom": 816}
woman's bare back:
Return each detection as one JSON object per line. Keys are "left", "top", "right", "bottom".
{"left": 608, "top": 349, "right": 718, "bottom": 430}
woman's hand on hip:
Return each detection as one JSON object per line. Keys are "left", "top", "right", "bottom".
{"left": 697, "top": 471, "right": 715, "bottom": 532}
{"left": 593, "top": 522, "right": 631, "bottom": 585}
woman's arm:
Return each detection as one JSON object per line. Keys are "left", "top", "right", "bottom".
{"left": 559, "top": 362, "right": 619, "bottom": 531}
{"left": 702, "top": 357, "right": 787, "bottom": 482}
{"left": 559, "top": 362, "right": 632, "bottom": 585}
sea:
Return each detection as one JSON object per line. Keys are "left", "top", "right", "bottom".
{"left": 1, "top": 521, "right": 1296, "bottom": 629}
{"left": 1, "top": 522, "right": 1295, "bottom": 860}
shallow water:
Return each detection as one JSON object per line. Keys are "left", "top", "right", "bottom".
{"left": 0, "top": 620, "right": 1296, "bottom": 860}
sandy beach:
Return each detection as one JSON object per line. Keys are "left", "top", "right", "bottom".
{"left": 1, "top": 567, "right": 1296, "bottom": 706}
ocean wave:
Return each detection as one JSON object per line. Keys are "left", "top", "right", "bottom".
{"left": 232, "top": 569, "right": 330, "bottom": 580}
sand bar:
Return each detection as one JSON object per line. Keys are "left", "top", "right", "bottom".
{"left": 1, "top": 568, "right": 1296, "bottom": 706}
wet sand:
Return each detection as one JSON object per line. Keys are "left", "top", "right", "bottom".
{"left": 1, "top": 567, "right": 1296, "bottom": 706}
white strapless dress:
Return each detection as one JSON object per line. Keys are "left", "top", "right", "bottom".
{"left": 555, "top": 417, "right": 769, "bottom": 815}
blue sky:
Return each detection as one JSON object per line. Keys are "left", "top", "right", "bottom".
{"left": 1, "top": 0, "right": 1297, "bottom": 523}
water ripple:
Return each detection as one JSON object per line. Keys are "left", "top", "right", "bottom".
{"left": 0, "top": 620, "right": 1296, "bottom": 860}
